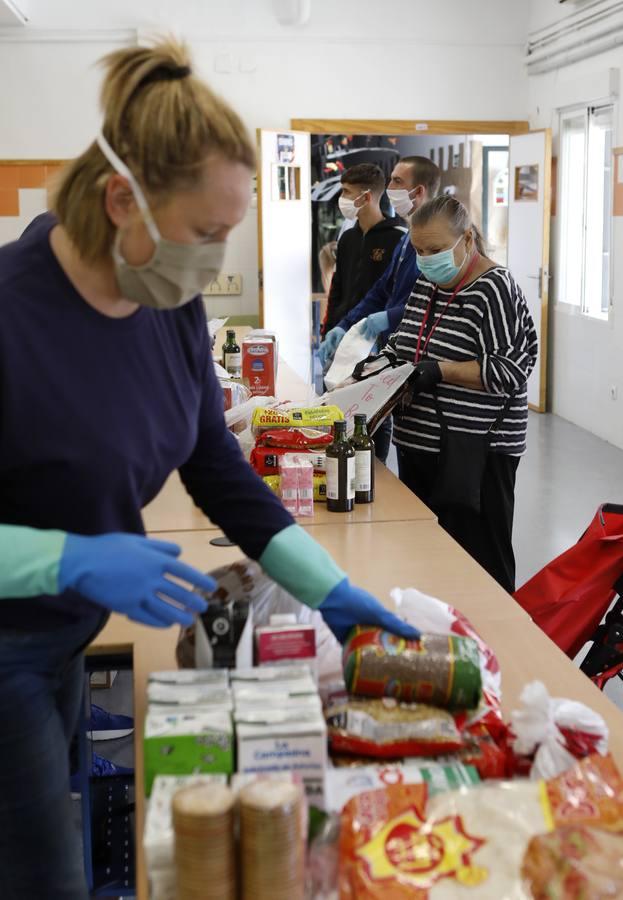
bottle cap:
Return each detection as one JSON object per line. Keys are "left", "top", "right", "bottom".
{"left": 354, "top": 414, "right": 367, "bottom": 424}
{"left": 334, "top": 419, "right": 347, "bottom": 431}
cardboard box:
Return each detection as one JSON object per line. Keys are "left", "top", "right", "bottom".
{"left": 242, "top": 337, "right": 276, "bottom": 397}
{"left": 230, "top": 664, "right": 315, "bottom": 685}
{"left": 147, "top": 682, "right": 233, "bottom": 711}
{"left": 144, "top": 710, "right": 233, "bottom": 795}
{"left": 144, "top": 774, "right": 228, "bottom": 872}
{"left": 148, "top": 670, "right": 229, "bottom": 687}
{"left": 255, "top": 617, "right": 317, "bottom": 677}
{"left": 235, "top": 707, "right": 327, "bottom": 804}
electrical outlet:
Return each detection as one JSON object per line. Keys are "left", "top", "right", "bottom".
{"left": 610, "top": 385, "right": 618, "bottom": 401}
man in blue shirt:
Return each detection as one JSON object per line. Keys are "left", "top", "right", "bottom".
{"left": 319, "top": 157, "right": 441, "bottom": 462}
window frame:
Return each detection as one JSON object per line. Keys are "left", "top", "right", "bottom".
{"left": 556, "top": 99, "right": 616, "bottom": 322}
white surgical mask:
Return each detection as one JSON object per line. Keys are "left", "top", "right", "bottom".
{"left": 96, "top": 132, "right": 225, "bottom": 310}
{"left": 338, "top": 191, "right": 367, "bottom": 221}
{"left": 387, "top": 187, "right": 417, "bottom": 218}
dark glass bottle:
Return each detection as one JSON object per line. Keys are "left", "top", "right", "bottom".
{"left": 222, "top": 329, "right": 241, "bottom": 378}
{"left": 351, "top": 413, "right": 375, "bottom": 504}
{"left": 326, "top": 420, "right": 355, "bottom": 512}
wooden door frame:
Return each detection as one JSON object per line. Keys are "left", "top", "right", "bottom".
{"left": 290, "top": 118, "right": 530, "bottom": 135}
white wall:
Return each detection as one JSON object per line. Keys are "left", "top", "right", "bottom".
{"left": 0, "top": 0, "right": 530, "bottom": 319}
{"left": 527, "top": 0, "right": 623, "bottom": 447}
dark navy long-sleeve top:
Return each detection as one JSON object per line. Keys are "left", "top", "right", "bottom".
{"left": 0, "top": 214, "right": 293, "bottom": 630}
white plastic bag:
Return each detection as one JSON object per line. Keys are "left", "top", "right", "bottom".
{"left": 323, "top": 321, "right": 376, "bottom": 391}
{"left": 510, "top": 680, "right": 608, "bottom": 780}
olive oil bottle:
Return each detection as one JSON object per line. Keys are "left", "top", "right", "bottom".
{"left": 351, "top": 413, "right": 375, "bottom": 504}
{"left": 326, "top": 420, "right": 355, "bottom": 512}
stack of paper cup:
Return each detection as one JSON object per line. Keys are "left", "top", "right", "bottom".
{"left": 239, "top": 779, "right": 305, "bottom": 900}
{"left": 172, "top": 783, "right": 236, "bottom": 900}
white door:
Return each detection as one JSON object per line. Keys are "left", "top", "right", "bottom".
{"left": 257, "top": 129, "right": 312, "bottom": 383}
{"left": 507, "top": 130, "right": 552, "bottom": 412}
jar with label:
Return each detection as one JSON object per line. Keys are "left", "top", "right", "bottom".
{"left": 350, "top": 413, "right": 375, "bottom": 504}
{"left": 325, "top": 420, "right": 355, "bottom": 513}
{"left": 222, "top": 329, "right": 242, "bottom": 378}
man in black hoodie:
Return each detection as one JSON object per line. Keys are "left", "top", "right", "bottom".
{"left": 322, "top": 163, "right": 406, "bottom": 337}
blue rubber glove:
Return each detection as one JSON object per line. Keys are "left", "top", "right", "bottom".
{"left": 318, "top": 577, "right": 421, "bottom": 644}
{"left": 318, "top": 326, "right": 346, "bottom": 368}
{"left": 362, "top": 311, "right": 389, "bottom": 340}
{"left": 58, "top": 533, "right": 214, "bottom": 628}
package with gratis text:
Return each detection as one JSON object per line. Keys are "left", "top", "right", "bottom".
{"left": 143, "top": 709, "right": 233, "bottom": 794}
{"left": 252, "top": 404, "right": 344, "bottom": 434}
{"left": 338, "top": 753, "right": 623, "bottom": 899}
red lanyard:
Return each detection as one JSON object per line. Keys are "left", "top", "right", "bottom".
{"left": 415, "top": 253, "right": 480, "bottom": 363}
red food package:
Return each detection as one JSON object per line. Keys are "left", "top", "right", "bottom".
{"left": 339, "top": 783, "right": 429, "bottom": 899}
{"left": 326, "top": 698, "right": 464, "bottom": 760}
{"left": 255, "top": 428, "right": 333, "bottom": 449}
{"left": 250, "top": 445, "right": 327, "bottom": 477}
{"left": 455, "top": 725, "right": 510, "bottom": 780}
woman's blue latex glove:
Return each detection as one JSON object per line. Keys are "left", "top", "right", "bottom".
{"left": 318, "top": 326, "right": 346, "bottom": 368}
{"left": 318, "top": 577, "right": 420, "bottom": 644}
{"left": 58, "top": 533, "right": 214, "bottom": 628}
{"left": 362, "top": 311, "right": 389, "bottom": 340}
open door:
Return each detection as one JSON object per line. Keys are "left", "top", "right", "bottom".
{"left": 507, "top": 130, "right": 552, "bottom": 412}
{"left": 257, "top": 129, "right": 312, "bottom": 383}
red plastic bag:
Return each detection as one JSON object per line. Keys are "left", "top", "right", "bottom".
{"left": 514, "top": 504, "right": 623, "bottom": 658}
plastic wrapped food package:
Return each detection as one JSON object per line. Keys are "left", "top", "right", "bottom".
{"left": 338, "top": 754, "right": 623, "bottom": 900}
{"left": 343, "top": 627, "right": 482, "bottom": 711}
{"left": 522, "top": 825, "right": 623, "bottom": 899}
{"left": 255, "top": 428, "right": 333, "bottom": 449}
{"left": 251, "top": 405, "right": 344, "bottom": 435}
{"left": 326, "top": 697, "right": 464, "bottom": 759}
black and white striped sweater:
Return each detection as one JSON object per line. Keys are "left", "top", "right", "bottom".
{"left": 383, "top": 267, "right": 538, "bottom": 456}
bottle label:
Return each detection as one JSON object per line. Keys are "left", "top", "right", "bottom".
{"left": 355, "top": 450, "right": 372, "bottom": 492}
{"left": 326, "top": 456, "right": 355, "bottom": 501}
{"left": 326, "top": 457, "right": 339, "bottom": 500}
{"left": 224, "top": 352, "right": 242, "bottom": 374}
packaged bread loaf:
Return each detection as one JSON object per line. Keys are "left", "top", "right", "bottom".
{"left": 343, "top": 627, "right": 482, "bottom": 710}
{"left": 339, "top": 754, "right": 623, "bottom": 899}
{"left": 252, "top": 405, "right": 343, "bottom": 434}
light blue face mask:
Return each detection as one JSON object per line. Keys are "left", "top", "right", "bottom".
{"left": 416, "top": 235, "right": 467, "bottom": 285}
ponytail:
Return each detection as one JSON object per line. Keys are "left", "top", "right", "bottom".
{"left": 53, "top": 38, "right": 255, "bottom": 263}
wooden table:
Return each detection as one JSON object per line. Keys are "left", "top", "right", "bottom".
{"left": 92, "top": 520, "right": 623, "bottom": 900}
{"left": 142, "top": 462, "right": 435, "bottom": 533}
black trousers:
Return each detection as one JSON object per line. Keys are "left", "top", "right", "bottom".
{"left": 397, "top": 447, "right": 519, "bottom": 593}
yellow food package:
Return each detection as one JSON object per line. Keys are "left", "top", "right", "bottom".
{"left": 252, "top": 405, "right": 344, "bottom": 434}
{"left": 263, "top": 474, "right": 327, "bottom": 502}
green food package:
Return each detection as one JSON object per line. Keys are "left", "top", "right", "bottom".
{"left": 143, "top": 710, "right": 233, "bottom": 795}
{"left": 343, "top": 626, "right": 482, "bottom": 710}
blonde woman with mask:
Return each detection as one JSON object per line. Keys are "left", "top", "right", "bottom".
{"left": 0, "top": 40, "right": 417, "bottom": 899}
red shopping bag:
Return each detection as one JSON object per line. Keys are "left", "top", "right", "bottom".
{"left": 514, "top": 504, "right": 623, "bottom": 658}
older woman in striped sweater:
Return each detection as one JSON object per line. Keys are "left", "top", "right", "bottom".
{"left": 382, "top": 195, "right": 538, "bottom": 593}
